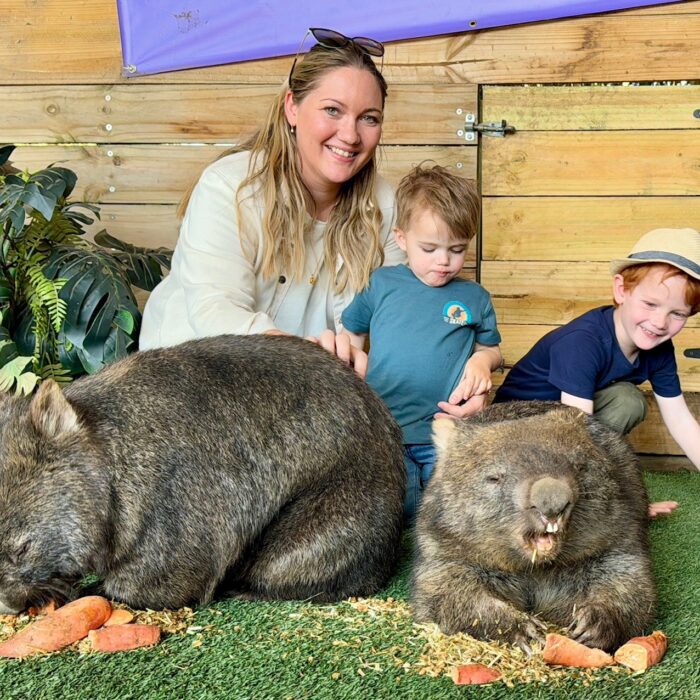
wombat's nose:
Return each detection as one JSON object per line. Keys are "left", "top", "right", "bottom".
{"left": 530, "top": 477, "right": 573, "bottom": 519}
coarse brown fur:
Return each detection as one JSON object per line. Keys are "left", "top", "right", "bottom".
{"left": 411, "top": 401, "right": 655, "bottom": 652}
{"left": 0, "top": 335, "right": 405, "bottom": 612}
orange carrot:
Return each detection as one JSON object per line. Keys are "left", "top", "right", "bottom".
{"left": 614, "top": 631, "right": 668, "bottom": 671}
{"left": 0, "top": 596, "right": 111, "bottom": 659}
{"left": 104, "top": 609, "right": 135, "bottom": 626}
{"left": 451, "top": 663, "right": 502, "bottom": 685}
{"left": 88, "top": 624, "right": 161, "bottom": 653}
{"left": 543, "top": 633, "right": 614, "bottom": 668}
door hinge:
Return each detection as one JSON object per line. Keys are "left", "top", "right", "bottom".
{"left": 461, "top": 113, "right": 516, "bottom": 141}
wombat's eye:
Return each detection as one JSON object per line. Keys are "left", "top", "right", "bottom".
{"left": 486, "top": 474, "right": 502, "bottom": 484}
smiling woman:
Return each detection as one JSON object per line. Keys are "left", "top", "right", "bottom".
{"left": 284, "top": 67, "right": 384, "bottom": 218}
{"left": 139, "top": 30, "right": 405, "bottom": 373}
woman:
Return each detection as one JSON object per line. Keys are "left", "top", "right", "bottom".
{"left": 139, "top": 29, "right": 405, "bottom": 375}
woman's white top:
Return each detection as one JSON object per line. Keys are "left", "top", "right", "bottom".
{"left": 139, "top": 151, "right": 404, "bottom": 349}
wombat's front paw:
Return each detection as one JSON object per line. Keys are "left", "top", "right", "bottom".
{"left": 568, "top": 604, "right": 616, "bottom": 650}
{"left": 495, "top": 613, "right": 547, "bottom": 654}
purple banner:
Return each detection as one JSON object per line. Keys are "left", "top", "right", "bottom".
{"left": 116, "top": 0, "right": 679, "bottom": 77}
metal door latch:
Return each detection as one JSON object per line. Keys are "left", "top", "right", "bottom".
{"left": 461, "top": 113, "right": 516, "bottom": 141}
{"left": 684, "top": 348, "right": 700, "bottom": 359}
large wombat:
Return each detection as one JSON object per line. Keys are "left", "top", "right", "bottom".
{"left": 411, "top": 401, "right": 654, "bottom": 652}
{"left": 0, "top": 335, "right": 405, "bottom": 613}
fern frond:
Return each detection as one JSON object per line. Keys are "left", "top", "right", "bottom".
{"left": 38, "top": 362, "right": 73, "bottom": 386}
{"left": 20, "top": 209, "right": 85, "bottom": 252}
{"left": 26, "top": 267, "right": 67, "bottom": 333}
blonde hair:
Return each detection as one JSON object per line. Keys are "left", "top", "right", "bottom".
{"left": 180, "top": 43, "right": 388, "bottom": 293}
{"left": 396, "top": 164, "right": 480, "bottom": 242}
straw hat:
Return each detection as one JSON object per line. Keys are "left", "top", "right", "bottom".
{"left": 609, "top": 227, "right": 700, "bottom": 280}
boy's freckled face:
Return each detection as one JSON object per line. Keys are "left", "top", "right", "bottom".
{"left": 394, "top": 208, "right": 468, "bottom": 287}
{"left": 613, "top": 268, "right": 692, "bottom": 358}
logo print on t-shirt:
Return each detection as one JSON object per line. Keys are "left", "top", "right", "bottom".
{"left": 443, "top": 301, "right": 471, "bottom": 326}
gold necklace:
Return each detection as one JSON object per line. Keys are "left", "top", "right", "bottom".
{"left": 309, "top": 243, "right": 323, "bottom": 286}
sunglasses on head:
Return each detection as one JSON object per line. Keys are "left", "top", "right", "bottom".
{"left": 288, "top": 27, "right": 385, "bottom": 86}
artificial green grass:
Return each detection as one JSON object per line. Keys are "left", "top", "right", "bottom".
{"left": 1, "top": 471, "right": 699, "bottom": 700}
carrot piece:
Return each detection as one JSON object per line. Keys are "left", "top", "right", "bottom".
{"left": 451, "top": 663, "right": 502, "bottom": 684}
{"left": 614, "top": 631, "right": 668, "bottom": 671}
{"left": 543, "top": 633, "right": 614, "bottom": 668}
{"left": 104, "top": 609, "right": 135, "bottom": 626}
{"left": 88, "top": 624, "right": 161, "bottom": 653}
{"left": 0, "top": 596, "right": 111, "bottom": 659}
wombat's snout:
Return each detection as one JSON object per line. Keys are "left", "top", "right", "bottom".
{"left": 525, "top": 477, "right": 575, "bottom": 558}
{"left": 530, "top": 476, "right": 574, "bottom": 523}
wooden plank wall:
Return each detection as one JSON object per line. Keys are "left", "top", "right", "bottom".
{"left": 2, "top": 0, "right": 699, "bottom": 459}
{"left": 480, "top": 84, "right": 700, "bottom": 458}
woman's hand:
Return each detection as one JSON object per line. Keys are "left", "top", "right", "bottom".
{"left": 306, "top": 329, "right": 368, "bottom": 379}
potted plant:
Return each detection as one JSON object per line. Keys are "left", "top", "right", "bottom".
{"left": 0, "top": 144, "right": 172, "bottom": 394}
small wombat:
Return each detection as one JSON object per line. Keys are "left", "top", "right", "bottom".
{"left": 411, "top": 401, "right": 654, "bottom": 652}
{"left": 0, "top": 335, "right": 405, "bottom": 613}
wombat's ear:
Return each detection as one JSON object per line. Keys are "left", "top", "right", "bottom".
{"left": 432, "top": 418, "right": 456, "bottom": 456}
{"left": 30, "top": 380, "right": 80, "bottom": 439}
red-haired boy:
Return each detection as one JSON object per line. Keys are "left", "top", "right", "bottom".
{"left": 495, "top": 228, "right": 700, "bottom": 516}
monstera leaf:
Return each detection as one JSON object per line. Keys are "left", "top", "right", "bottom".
{"left": 0, "top": 145, "right": 173, "bottom": 390}
{"left": 41, "top": 245, "right": 141, "bottom": 373}
{"left": 0, "top": 165, "right": 77, "bottom": 235}
{"left": 94, "top": 230, "right": 172, "bottom": 291}
{"left": 0, "top": 144, "right": 19, "bottom": 176}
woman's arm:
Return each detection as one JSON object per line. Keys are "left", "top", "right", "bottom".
{"left": 173, "top": 158, "right": 279, "bottom": 336}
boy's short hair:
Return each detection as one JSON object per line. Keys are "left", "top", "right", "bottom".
{"left": 395, "top": 163, "right": 479, "bottom": 241}
{"left": 619, "top": 263, "right": 700, "bottom": 315}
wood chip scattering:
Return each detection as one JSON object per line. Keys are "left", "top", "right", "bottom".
{"left": 271, "top": 597, "right": 630, "bottom": 687}
{"left": 2, "top": 598, "right": 632, "bottom": 685}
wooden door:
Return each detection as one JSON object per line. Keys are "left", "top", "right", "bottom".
{"left": 479, "top": 84, "right": 700, "bottom": 458}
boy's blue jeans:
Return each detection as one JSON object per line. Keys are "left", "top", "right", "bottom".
{"left": 403, "top": 443, "right": 436, "bottom": 526}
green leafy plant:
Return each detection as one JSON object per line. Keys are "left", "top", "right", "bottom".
{"left": 0, "top": 144, "right": 172, "bottom": 394}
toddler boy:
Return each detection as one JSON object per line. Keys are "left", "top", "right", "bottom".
{"left": 341, "top": 165, "right": 502, "bottom": 523}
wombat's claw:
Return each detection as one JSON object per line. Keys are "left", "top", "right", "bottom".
{"left": 513, "top": 617, "right": 546, "bottom": 649}
{"left": 567, "top": 607, "right": 610, "bottom": 649}
{"left": 514, "top": 638, "right": 535, "bottom": 657}
{"left": 530, "top": 616, "right": 548, "bottom": 631}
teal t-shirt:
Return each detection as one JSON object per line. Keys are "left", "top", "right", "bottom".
{"left": 341, "top": 264, "right": 501, "bottom": 444}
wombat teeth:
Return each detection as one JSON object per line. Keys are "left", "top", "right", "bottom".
{"left": 546, "top": 522, "right": 559, "bottom": 533}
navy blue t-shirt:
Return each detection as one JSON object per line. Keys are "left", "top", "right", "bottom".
{"left": 494, "top": 306, "right": 681, "bottom": 403}
{"left": 341, "top": 265, "right": 501, "bottom": 444}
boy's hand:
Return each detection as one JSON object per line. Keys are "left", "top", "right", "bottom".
{"left": 648, "top": 500, "right": 679, "bottom": 518}
{"left": 435, "top": 393, "right": 488, "bottom": 420}
{"left": 434, "top": 345, "right": 502, "bottom": 420}
{"left": 451, "top": 353, "right": 493, "bottom": 403}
